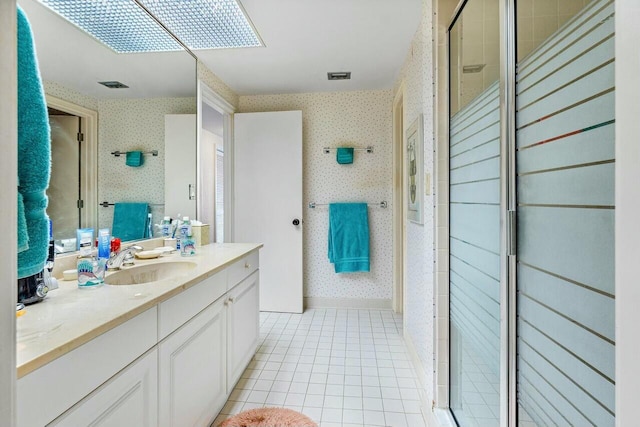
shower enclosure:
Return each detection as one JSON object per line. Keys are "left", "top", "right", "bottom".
{"left": 448, "top": 0, "right": 615, "bottom": 425}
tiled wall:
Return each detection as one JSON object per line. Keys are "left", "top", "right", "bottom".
{"left": 239, "top": 90, "right": 394, "bottom": 305}
{"left": 392, "top": 0, "right": 436, "bottom": 407}
{"left": 517, "top": 0, "right": 593, "bottom": 61}
{"left": 435, "top": 0, "right": 460, "bottom": 410}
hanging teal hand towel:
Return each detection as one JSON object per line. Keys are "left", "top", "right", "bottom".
{"left": 336, "top": 147, "right": 354, "bottom": 164}
{"left": 328, "top": 203, "right": 370, "bottom": 273}
{"left": 17, "top": 6, "right": 51, "bottom": 279}
{"left": 126, "top": 151, "right": 144, "bottom": 167}
{"left": 112, "top": 203, "right": 149, "bottom": 241}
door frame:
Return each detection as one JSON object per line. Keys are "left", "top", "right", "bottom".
{"left": 45, "top": 95, "right": 98, "bottom": 234}
{"left": 197, "top": 80, "right": 235, "bottom": 242}
{"left": 392, "top": 82, "right": 406, "bottom": 314}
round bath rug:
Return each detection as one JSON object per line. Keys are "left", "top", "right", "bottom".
{"left": 219, "top": 407, "right": 318, "bottom": 427}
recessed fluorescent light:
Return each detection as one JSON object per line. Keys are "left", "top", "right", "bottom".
{"left": 98, "top": 81, "right": 129, "bottom": 89}
{"left": 328, "top": 72, "right": 351, "bottom": 81}
{"left": 37, "top": 0, "right": 262, "bottom": 53}
{"left": 38, "top": 0, "right": 183, "bottom": 53}
{"left": 138, "top": 0, "right": 263, "bottom": 50}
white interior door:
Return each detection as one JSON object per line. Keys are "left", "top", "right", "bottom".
{"left": 234, "top": 111, "right": 303, "bottom": 313}
{"left": 165, "top": 114, "right": 196, "bottom": 219}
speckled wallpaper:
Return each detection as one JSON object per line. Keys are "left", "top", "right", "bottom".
{"left": 239, "top": 90, "right": 394, "bottom": 304}
{"left": 393, "top": 0, "right": 436, "bottom": 404}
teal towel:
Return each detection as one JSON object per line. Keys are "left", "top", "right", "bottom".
{"left": 328, "top": 203, "right": 370, "bottom": 273}
{"left": 112, "top": 203, "right": 149, "bottom": 241}
{"left": 17, "top": 191, "right": 28, "bottom": 253}
{"left": 17, "top": 6, "right": 51, "bottom": 279}
{"left": 336, "top": 147, "right": 354, "bottom": 164}
{"left": 126, "top": 151, "right": 144, "bottom": 167}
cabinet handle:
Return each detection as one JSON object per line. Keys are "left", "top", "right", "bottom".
{"left": 228, "top": 297, "right": 235, "bottom": 303}
{"left": 244, "top": 263, "right": 251, "bottom": 269}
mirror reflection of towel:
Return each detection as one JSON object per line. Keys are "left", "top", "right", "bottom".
{"left": 112, "top": 203, "right": 149, "bottom": 241}
{"left": 328, "top": 203, "right": 370, "bottom": 273}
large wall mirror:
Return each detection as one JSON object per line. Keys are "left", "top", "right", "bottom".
{"left": 19, "top": 0, "right": 197, "bottom": 249}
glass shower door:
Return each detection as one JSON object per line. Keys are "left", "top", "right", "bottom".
{"left": 515, "top": 0, "right": 615, "bottom": 425}
{"left": 449, "top": 0, "right": 501, "bottom": 425}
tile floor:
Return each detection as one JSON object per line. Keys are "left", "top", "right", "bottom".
{"left": 213, "top": 308, "right": 426, "bottom": 427}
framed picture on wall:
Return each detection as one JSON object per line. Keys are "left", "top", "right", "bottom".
{"left": 406, "top": 115, "right": 423, "bottom": 224}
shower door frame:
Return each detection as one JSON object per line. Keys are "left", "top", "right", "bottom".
{"left": 446, "top": 0, "right": 518, "bottom": 425}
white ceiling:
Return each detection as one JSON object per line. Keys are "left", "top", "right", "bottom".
{"left": 198, "top": 0, "right": 422, "bottom": 95}
{"left": 19, "top": 0, "right": 421, "bottom": 99}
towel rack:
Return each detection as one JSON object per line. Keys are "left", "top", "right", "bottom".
{"left": 308, "top": 201, "right": 387, "bottom": 209}
{"left": 323, "top": 146, "right": 373, "bottom": 154}
{"left": 100, "top": 202, "right": 165, "bottom": 208}
{"left": 111, "top": 150, "right": 158, "bottom": 157}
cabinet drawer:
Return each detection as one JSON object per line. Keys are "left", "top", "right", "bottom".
{"left": 18, "top": 307, "right": 157, "bottom": 427}
{"left": 48, "top": 349, "right": 158, "bottom": 427}
{"left": 158, "top": 269, "right": 227, "bottom": 340}
{"left": 227, "top": 250, "right": 259, "bottom": 290}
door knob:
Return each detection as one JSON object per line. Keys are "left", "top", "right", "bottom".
{"left": 292, "top": 219, "right": 300, "bottom": 226}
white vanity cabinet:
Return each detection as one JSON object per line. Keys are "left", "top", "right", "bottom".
{"left": 48, "top": 349, "right": 158, "bottom": 427}
{"left": 17, "top": 247, "right": 261, "bottom": 427}
{"left": 226, "top": 270, "right": 260, "bottom": 393}
{"left": 159, "top": 297, "right": 227, "bottom": 427}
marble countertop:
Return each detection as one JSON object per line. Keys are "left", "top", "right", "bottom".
{"left": 16, "top": 243, "right": 262, "bottom": 378}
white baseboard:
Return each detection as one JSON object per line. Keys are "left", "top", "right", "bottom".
{"left": 403, "top": 330, "right": 432, "bottom": 426}
{"left": 403, "top": 332, "right": 456, "bottom": 427}
{"left": 303, "top": 297, "right": 392, "bottom": 310}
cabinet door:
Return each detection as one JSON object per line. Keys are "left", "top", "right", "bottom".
{"left": 227, "top": 271, "right": 260, "bottom": 392}
{"left": 48, "top": 349, "right": 158, "bottom": 427}
{"left": 159, "top": 297, "right": 226, "bottom": 427}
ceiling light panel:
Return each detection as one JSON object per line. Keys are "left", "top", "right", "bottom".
{"left": 138, "top": 0, "right": 263, "bottom": 50}
{"left": 38, "top": 0, "right": 183, "bottom": 53}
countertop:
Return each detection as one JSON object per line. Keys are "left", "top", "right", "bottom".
{"left": 16, "top": 243, "right": 262, "bottom": 378}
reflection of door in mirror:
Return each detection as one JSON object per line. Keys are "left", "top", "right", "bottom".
{"left": 198, "top": 83, "right": 234, "bottom": 243}
{"left": 48, "top": 112, "right": 80, "bottom": 241}
{"left": 200, "top": 103, "right": 225, "bottom": 243}
{"left": 45, "top": 96, "right": 98, "bottom": 251}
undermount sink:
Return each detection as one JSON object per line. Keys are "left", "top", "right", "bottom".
{"left": 105, "top": 261, "right": 197, "bottom": 285}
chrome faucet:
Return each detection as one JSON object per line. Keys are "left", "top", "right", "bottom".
{"left": 107, "top": 245, "right": 143, "bottom": 270}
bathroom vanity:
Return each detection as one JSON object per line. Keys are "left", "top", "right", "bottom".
{"left": 16, "top": 243, "right": 261, "bottom": 427}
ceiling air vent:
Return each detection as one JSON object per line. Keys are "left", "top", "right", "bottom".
{"left": 98, "top": 81, "right": 129, "bottom": 89}
{"left": 328, "top": 72, "right": 351, "bottom": 81}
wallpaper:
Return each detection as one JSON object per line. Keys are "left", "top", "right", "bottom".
{"left": 198, "top": 60, "right": 239, "bottom": 109}
{"left": 394, "top": 0, "right": 436, "bottom": 403}
{"left": 239, "top": 90, "right": 394, "bottom": 302}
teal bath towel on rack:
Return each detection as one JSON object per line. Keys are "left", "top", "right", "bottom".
{"left": 17, "top": 6, "right": 51, "bottom": 279}
{"left": 112, "top": 203, "right": 150, "bottom": 242}
{"left": 328, "top": 203, "right": 370, "bottom": 273}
